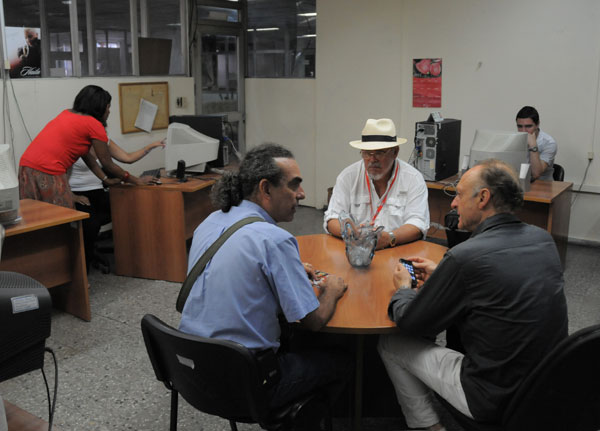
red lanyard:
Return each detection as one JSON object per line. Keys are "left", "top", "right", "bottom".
{"left": 365, "top": 162, "right": 399, "bottom": 224}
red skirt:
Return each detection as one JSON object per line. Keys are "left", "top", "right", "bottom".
{"left": 18, "top": 166, "right": 74, "bottom": 209}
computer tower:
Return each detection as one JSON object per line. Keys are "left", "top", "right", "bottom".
{"left": 414, "top": 118, "right": 461, "bottom": 181}
{"left": 169, "top": 115, "right": 230, "bottom": 167}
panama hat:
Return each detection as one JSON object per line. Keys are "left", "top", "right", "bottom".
{"left": 349, "top": 118, "right": 408, "bottom": 150}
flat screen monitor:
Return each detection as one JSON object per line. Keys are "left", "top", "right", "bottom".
{"left": 469, "top": 129, "right": 529, "bottom": 174}
{"left": 165, "top": 122, "right": 220, "bottom": 172}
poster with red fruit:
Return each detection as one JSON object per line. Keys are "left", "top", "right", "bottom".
{"left": 413, "top": 58, "right": 442, "bottom": 107}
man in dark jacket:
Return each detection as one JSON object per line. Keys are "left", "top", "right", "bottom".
{"left": 378, "top": 159, "right": 568, "bottom": 431}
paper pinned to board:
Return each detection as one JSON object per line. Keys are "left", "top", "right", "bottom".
{"left": 134, "top": 98, "right": 159, "bottom": 132}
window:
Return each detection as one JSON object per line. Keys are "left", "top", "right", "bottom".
{"left": 92, "top": 2, "right": 133, "bottom": 76}
{"left": 247, "top": 0, "right": 316, "bottom": 78}
{"left": 1, "top": 0, "right": 186, "bottom": 78}
{"left": 148, "top": 0, "right": 184, "bottom": 75}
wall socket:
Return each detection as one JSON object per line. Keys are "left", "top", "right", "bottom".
{"left": 588, "top": 152, "right": 594, "bottom": 160}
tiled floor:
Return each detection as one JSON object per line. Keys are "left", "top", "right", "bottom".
{"left": 1, "top": 206, "right": 599, "bottom": 431}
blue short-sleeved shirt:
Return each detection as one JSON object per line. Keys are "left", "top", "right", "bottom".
{"left": 179, "top": 200, "right": 319, "bottom": 352}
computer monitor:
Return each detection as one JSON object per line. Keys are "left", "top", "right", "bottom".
{"left": 165, "top": 122, "right": 220, "bottom": 173}
{"left": 468, "top": 129, "right": 529, "bottom": 174}
{"left": 0, "top": 144, "right": 20, "bottom": 226}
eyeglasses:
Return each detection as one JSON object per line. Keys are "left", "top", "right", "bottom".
{"left": 360, "top": 148, "right": 393, "bottom": 159}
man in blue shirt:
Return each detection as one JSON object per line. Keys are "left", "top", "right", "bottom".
{"left": 180, "top": 143, "right": 350, "bottom": 409}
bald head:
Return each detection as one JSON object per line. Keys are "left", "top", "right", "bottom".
{"left": 473, "top": 159, "right": 523, "bottom": 213}
{"left": 452, "top": 159, "right": 523, "bottom": 231}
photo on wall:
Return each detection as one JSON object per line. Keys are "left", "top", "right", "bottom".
{"left": 412, "top": 58, "right": 442, "bottom": 108}
{"left": 6, "top": 27, "right": 41, "bottom": 79}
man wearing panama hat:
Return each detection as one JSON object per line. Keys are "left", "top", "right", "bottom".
{"left": 324, "top": 118, "right": 430, "bottom": 249}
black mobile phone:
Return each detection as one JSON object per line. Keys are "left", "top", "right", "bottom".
{"left": 400, "top": 258, "right": 417, "bottom": 287}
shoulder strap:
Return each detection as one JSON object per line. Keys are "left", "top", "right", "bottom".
{"left": 176, "top": 216, "right": 263, "bottom": 312}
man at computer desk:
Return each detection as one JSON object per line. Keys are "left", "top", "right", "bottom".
{"left": 516, "top": 105, "right": 557, "bottom": 181}
{"left": 377, "top": 160, "right": 567, "bottom": 431}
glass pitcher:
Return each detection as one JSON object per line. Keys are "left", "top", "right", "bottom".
{"left": 338, "top": 212, "right": 384, "bottom": 268}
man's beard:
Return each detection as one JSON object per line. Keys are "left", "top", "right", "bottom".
{"left": 368, "top": 170, "right": 385, "bottom": 181}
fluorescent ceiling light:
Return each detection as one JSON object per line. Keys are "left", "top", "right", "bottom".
{"left": 298, "top": 12, "right": 317, "bottom": 17}
{"left": 247, "top": 27, "right": 280, "bottom": 32}
{"left": 297, "top": 34, "right": 316, "bottom": 38}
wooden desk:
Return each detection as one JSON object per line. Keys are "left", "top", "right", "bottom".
{"left": 297, "top": 234, "right": 447, "bottom": 430}
{"left": 0, "top": 199, "right": 90, "bottom": 321}
{"left": 110, "top": 176, "right": 217, "bottom": 282}
{"left": 427, "top": 176, "right": 572, "bottom": 266}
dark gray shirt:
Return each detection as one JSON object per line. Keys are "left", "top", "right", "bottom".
{"left": 388, "top": 213, "right": 568, "bottom": 422}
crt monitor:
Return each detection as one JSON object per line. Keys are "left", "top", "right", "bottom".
{"left": 165, "top": 122, "right": 220, "bottom": 173}
{"left": 0, "top": 144, "right": 20, "bottom": 226}
{"left": 469, "top": 129, "right": 529, "bottom": 174}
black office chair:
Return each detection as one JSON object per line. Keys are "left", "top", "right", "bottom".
{"left": 438, "top": 324, "right": 600, "bottom": 431}
{"left": 141, "top": 314, "right": 332, "bottom": 431}
{"left": 553, "top": 163, "right": 565, "bottom": 181}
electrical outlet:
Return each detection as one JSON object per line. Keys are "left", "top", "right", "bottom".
{"left": 588, "top": 152, "right": 594, "bottom": 161}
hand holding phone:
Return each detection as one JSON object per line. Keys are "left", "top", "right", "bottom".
{"left": 311, "top": 270, "right": 329, "bottom": 286}
{"left": 400, "top": 258, "right": 417, "bottom": 288}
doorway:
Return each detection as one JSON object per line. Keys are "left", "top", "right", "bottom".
{"left": 192, "top": 23, "right": 245, "bottom": 155}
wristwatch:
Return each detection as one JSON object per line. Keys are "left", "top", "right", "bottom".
{"left": 528, "top": 146, "right": 539, "bottom": 152}
{"left": 388, "top": 231, "right": 397, "bottom": 247}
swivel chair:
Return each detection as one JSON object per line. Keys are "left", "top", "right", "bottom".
{"left": 438, "top": 324, "right": 600, "bottom": 431}
{"left": 141, "top": 314, "right": 332, "bottom": 431}
{"left": 552, "top": 163, "right": 565, "bottom": 181}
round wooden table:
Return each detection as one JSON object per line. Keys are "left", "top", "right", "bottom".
{"left": 296, "top": 234, "right": 448, "bottom": 430}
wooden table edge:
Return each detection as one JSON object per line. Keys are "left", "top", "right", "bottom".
{"left": 4, "top": 200, "right": 89, "bottom": 237}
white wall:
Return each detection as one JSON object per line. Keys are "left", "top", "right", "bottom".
{"left": 245, "top": 78, "right": 317, "bottom": 206}
{"left": 245, "top": 0, "right": 600, "bottom": 243}
{"left": 1, "top": 76, "right": 195, "bottom": 175}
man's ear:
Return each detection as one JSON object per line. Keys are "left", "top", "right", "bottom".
{"left": 478, "top": 188, "right": 492, "bottom": 209}
{"left": 257, "top": 178, "right": 270, "bottom": 198}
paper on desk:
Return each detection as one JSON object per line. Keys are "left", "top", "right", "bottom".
{"left": 134, "top": 98, "right": 158, "bottom": 132}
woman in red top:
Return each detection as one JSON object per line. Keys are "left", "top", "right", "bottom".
{"left": 19, "top": 85, "right": 155, "bottom": 208}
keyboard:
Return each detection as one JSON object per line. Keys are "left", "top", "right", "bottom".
{"left": 141, "top": 168, "right": 161, "bottom": 178}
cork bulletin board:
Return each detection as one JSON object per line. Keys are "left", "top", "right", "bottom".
{"left": 118, "top": 82, "right": 169, "bottom": 134}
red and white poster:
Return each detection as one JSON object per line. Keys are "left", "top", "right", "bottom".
{"left": 412, "top": 58, "right": 442, "bottom": 108}
{"left": 6, "top": 27, "right": 42, "bottom": 79}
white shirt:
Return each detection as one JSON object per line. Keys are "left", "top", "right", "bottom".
{"left": 324, "top": 159, "right": 430, "bottom": 236}
{"left": 69, "top": 157, "right": 103, "bottom": 191}
{"left": 531, "top": 129, "right": 557, "bottom": 181}
{"left": 68, "top": 140, "right": 111, "bottom": 191}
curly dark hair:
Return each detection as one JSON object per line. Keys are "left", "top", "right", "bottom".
{"left": 72, "top": 85, "right": 112, "bottom": 126}
{"left": 211, "top": 143, "right": 294, "bottom": 212}
{"left": 473, "top": 159, "right": 524, "bottom": 213}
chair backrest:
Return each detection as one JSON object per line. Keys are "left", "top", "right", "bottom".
{"left": 552, "top": 163, "right": 564, "bottom": 181}
{"left": 141, "top": 314, "right": 270, "bottom": 424}
{"left": 503, "top": 324, "right": 600, "bottom": 431}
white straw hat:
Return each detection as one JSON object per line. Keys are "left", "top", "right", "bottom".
{"left": 349, "top": 118, "right": 408, "bottom": 150}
